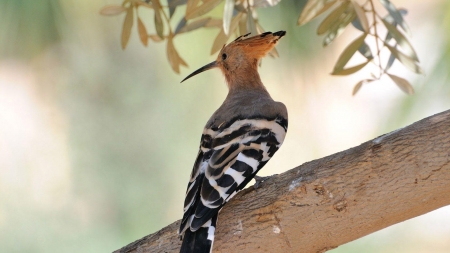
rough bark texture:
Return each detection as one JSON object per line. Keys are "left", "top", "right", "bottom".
{"left": 114, "top": 110, "right": 450, "bottom": 253}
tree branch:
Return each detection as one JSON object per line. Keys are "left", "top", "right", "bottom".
{"left": 114, "top": 110, "right": 450, "bottom": 253}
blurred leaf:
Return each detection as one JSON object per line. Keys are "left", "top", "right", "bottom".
{"left": 175, "top": 17, "right": 188, "bottom": 34}
{"left": 167, "top": 36, "right": 188, "bottom": 73}
{"left": 211, "top": 13, "right": 243, "bottom": 54}
{"left": 168, "top": 0, "right": 187, "bottom": 17}
{"left": 332, "top": 61, "right": 369, "bottom": 75}
{"left": 99, "top": 5, "right": 126, "bottom": 16}
{"left": 379, "top": 0, "right": 411, "bottom": 35}
{"left": 247, "top": 10, "right": 258, "bottom": 36}
{"left": 239, "top": 14, "right": 248, "bottom": 34}
{"left": 149, "top": 34, "right": 164, "bottom": 42}
{"left": 153, "top": 3, "right": 164, "bottom": 38}
{"left": 388, "top": 73, "right": 414, "bottom": 94}
{"left": 385, "top": 52, "right": 396, "bottom": 71}
{"left": 223, "top": 0, "right": 235, "bottom": 35}
{"left": 137, "top": 17, "right": 148, "bottom": 46}
{"left": 176, "top": 17, "right": 211, "bottom": 34}
{"left": 121, "top": 7, "right": 134, "bottom": 49}
{"left": 352, "top": 18, "right": 364, "bottom": 32}
{"left": 323, "top": 4, "right": 356, "bottom": 46}
{"left": 186, "top": 0, "right": 201, "bottom": 15}
{"left": 298, "top": 0, "right": 337, "bottom": 25}
{"left": 358, "top": 41, "right": 373, "bottom": 60}
{"left": 186, "top": 0, "right": 222, "bottom": 20}
{"left": 253, "top": 0, "right": 282, "bottom": 7}
{"left": 332, "top": 33, "right": 367, "bottom": 72}
{"left": 381, "top": 18, "right": 419, "bottom": 61}
{"left": 205, "top": 18, "right": 222, "bottom": 28}
{"left": 384, "top": 43, "right": 423, "bottom": 74}
{"left": 317, "top": 2, "right": 349, "bottom": 35}
{"left": 352, "top": 79, "right": 374, "bottom": 96}
{"left": 352, "top": 0, "right": 369, "bottom": 33}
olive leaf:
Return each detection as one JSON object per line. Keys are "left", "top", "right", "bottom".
{"left": 384, "top": 43, "right": 423, "bottom": 74}
{"left": 121, "top": 6, "right": 134, "bottom": 49}
{"left": 352, "top": 1, "right": 369, "bottom": 33}
{"left": 382, "top": 18, "right": 418, "bottom": 62}
{"left": 332, "top": 33, "right": 367, "bottom": 73}
{"left": 137, "top": 16, "right": 149, "bottom": 46}
{"left": 388, "top": 73, "right": 414, "bottom": 94}
{"left": 352, "top": 79, "right": 375, "bottom": 96}
{"left": 298, "top": 0, "right": 337, "bottom": 26}
{"left": 223, "top": 0, "right": 235, "bottom": 35}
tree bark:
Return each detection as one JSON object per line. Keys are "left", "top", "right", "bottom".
{"left": 114, "top": 110, "right": 450, "bottom": 253}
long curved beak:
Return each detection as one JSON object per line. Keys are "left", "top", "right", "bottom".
{"left": 181, "top": 61, "right": 218, "bottom": 83}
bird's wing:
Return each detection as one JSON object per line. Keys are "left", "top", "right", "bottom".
{"left": 179, "top": 116, "right": 287, "bottom": 234}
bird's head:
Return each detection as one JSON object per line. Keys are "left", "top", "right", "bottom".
{"left": 181, "top": 31, "right": 286, "bottom": 87}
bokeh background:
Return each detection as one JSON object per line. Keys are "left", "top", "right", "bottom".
{"left": 0, "top": 0, "right": 449, "bottom": 252}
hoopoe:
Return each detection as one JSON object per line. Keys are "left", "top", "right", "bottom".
{"left": 179, "top": 31, "right": 288, "bottom": 253}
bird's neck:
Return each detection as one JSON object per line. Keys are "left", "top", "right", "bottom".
{"left": 224, "top": 66, "right": 267, "bottom": 93}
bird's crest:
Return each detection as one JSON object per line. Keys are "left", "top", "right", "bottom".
{"left": 181, "top": 31, "right": 286, "bottom": 83}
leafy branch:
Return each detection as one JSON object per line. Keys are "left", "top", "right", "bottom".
{"left": 100, "top": 0, "right": 422, "bottom": 95}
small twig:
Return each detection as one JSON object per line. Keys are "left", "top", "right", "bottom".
{"left": 368, "top": 0, "right": 384, "bottom": 79}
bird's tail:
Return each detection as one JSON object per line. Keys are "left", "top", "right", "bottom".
{"left": 180, "top": 214, "right": 218, "bottom": 253}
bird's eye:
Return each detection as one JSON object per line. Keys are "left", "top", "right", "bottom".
{"left": 222, "top": 53, "right": 227, "bottom": 61}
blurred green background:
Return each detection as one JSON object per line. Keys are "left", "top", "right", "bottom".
{"left": 0, "top": 0, "right": 449, "bottom": 252}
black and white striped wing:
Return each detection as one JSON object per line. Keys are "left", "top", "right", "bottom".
{"left": 180, "top": 116, "right": 287, "bottom": 234}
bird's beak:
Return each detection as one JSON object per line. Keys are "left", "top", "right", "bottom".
{"left": 181, "top": 61, "right": 218, "bottom": 83}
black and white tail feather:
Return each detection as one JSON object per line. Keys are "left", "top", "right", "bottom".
{"left": 179, "top": 116, "right": 288, "bottom": 253}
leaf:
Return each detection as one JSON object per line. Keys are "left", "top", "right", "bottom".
{"left": 352, "top": 79, "right": 374, "bottom": 96}
{"left": 149, "top": 34, "right": 164, "bottom": 42}
{"left": 358, "top": 41, "right": 373, "bottom": 60}
{"left": 168, "top": 0, "right": 187, "bottom": 17}
{"left": 175, "top": 17, "right": 188, "bottom": 34}
{"left": 121, "top": 7, "right": 134, "bottom": 49}
{"left": 137, "top": 17, "right": 148, "bottom": 46}
{"left": 247, "top": 10, "right": 257, "bottom": 36}
{"left": 351, "top": 18, "right": 364, "bottom": 32}
{"left": 211, "top": 13, "right": 242, "bottom": 55}
{"left": 323, "top": 4, "right": 356, "bottom": 46}
{"left": 154, "top": 8, "right": 164, "bottom": 39}
{"left": 298, "top": 0, "right": 337, "bottom": 25}
{"left": 99, "top": 5, "right": 126, "bottom": 16}
{"left": 238, "top": 14, "right": 248, "bottom": 35}
{"left": 388, "top": 74, "right": 414, "bottom": 95}
{"left": 317, "top": 2, "right": 349, "bottom": 35}
{"left": 352, "top": 0, "right": 369, "bottom": 33}
{"left": 186, "top": 0, "right": 201, "bottom": 16}
{"left": 176, "top": 17, "right": 211, "bottom": 34}
{"left": 332, "top": 61, "right": 369, "bottom": 75}
{"left": 381, "top": 18, "right": 419, "bottom": 62}
{"left": 379, "top": 0, "right": 411, "bottom": 35}
{"left": 384, "top": 43, "right": 423, "bottom": 74}
{"left": 167, "top": 36, "right": 188, "bottom": 73}
{"left": 223, "top": 0, "right": 235, "bottom": 35}
{"left": 385, "top": 52, "right": 396, "bottom": 71}
{"left": 332, "top": 33, "right": 367, "bottom": 73}
{"left": 205, "top": 18, "right": 222, "bottom": 28}
{"left": 186, "top": 0, "right": 222, "bottom": 20}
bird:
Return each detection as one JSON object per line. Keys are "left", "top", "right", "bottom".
{"left": 178, "top": 31, "right": 288, "bottom": 253}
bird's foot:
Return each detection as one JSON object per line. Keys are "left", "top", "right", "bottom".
{"left": 254, "top": 174, "right": 278, "bottom": 189}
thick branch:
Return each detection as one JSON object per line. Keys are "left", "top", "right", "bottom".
{"left": 115, "top": 110, "right": 450, "bottom": 253}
